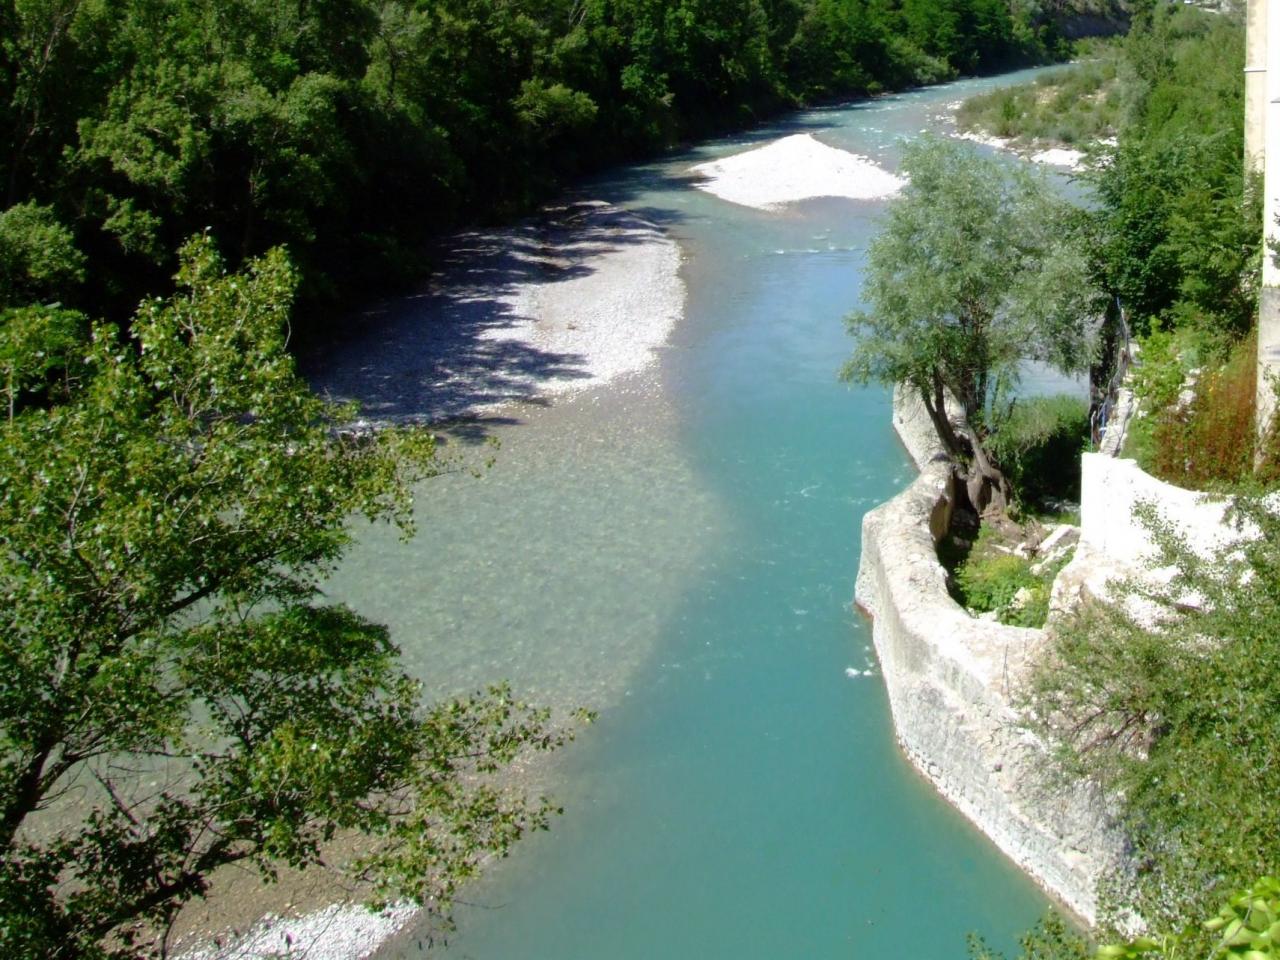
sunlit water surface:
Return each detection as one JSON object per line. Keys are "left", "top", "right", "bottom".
{"left": 323, "top": 68, "right": 1087, "bottom": 959}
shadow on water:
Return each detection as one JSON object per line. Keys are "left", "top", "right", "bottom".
{"left": 302, "top": 99, "right": 897, "bottom": 438}
{"left": 302, "top": 201, "right": 688, "bottom": 433}
{"left": 434, "top": 415, "right": 527, "bottom": 446}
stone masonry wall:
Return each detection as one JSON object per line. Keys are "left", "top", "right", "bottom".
{"left": 855, "top": 388, "right": 1123, "bottom": 924}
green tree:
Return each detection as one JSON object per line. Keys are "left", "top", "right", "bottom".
{"left": 0, "top": 0, "right": 1084, "bottom": 328}
{"left": 785, "top": 0, "right": 893, "bottom": 99}
{"left": 0, "top": 236, "right": 579, "bottom": 959}
{"left": 970, "top": 877, "right": 1280, "bottom": 960}
{"left": 0, "top": 202, "right": 84, "bottom": 306}
{"left": 1088, "top": 4, "right": 1256, "bottom": 336}
{"left": 841, "top": 137, "right": 1099, "bottom": 513}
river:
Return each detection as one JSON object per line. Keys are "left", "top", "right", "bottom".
{"left": 321, "top": 67, "right": 1076, "bottom": 959}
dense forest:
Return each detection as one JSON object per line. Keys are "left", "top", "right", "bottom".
{"left": 0, "top": 0, "right": 1117, "bottom": 337}
{"left": 1089, "top": 1, "right": 1255, "bottom": 339}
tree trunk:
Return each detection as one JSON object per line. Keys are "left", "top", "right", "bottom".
{"left": 961, "top": 424, "right": 1011, "bottom": 517}
{"left": 917, "top": 372, "right": 1010, "bottom": 517}
{"left": 919, "top": 371, "right": 965, "bottom": 459}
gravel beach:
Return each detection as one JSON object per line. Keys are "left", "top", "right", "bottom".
{"left": 178, "top": 903, "right": 418, "bottom": 960}
{"left": 953, "top": 128, "right": 1086, "bottom": 170}
{"left": 305, "top": 200, "right": 685, "bottom": 426}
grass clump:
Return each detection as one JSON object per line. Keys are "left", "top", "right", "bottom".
{"left": 1150, "top": 331, "right": 1259, "bottom": 488}
{"left": 949, "top": 525, "right": 1071, "bottom": 629}
{"left": 1123, "top": 328, "right": 1280, "bottom": 492}
{"left": 936, "top": 394, "right": 1086, "bottom": 629}
{"left": 990, "top": 394, "right": 1090, "bottom": 508}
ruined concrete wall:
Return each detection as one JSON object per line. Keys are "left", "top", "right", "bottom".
{"left": 1079, "top": 453, "right": 1239, "bottom": 569}
{"left": 1245, "top": 0, "right": 1266, "bottom": 174}
{"left": 856, "top": 388, "right": 1123, "bottom": 924}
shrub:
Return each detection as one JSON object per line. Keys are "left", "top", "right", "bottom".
{"left": 1150, "top": 331, "right": 1257, "bottom": 488}
{"left": 1022, "top": 498, "right": 1280, "bottom": 937}
{"left": 970, "top": 877, "right": 1280, "bottom": 960}
{"left": 949, "top": 519, "right": 1074, "bottom": 629}
{"left": 951, "top": 525, "right": 1041, "bottom": 624}
{"left": 954, "top": 54, "right": 1119, "bottom": 147}
{"left": 957, "top": 546, "right": 1038, "bottom": 614}
{"left": 1122, "top": 323, "right": 1260, "bottom": 487}
{"left": 968, "top": 911, "right": 1090, "bottom": 960}
{"left": 1128, "top": 324, "right": 1187, "bottom": 412}
{"left": 1133, "top": 331, "right": 1280, "bottom": 491}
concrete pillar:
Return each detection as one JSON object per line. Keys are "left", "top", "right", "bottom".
{"left": 1260, "top": 0, "right": 1280, "bottom": 442}
{"left": 1246, "top": 0, "right": 1267, "bottom": 174}
{"left": 1262, "top": 295, "right": 1280, "bottom": 443}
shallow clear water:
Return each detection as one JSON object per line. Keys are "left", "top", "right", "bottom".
{"left": 326, "top": 69, "right": 1082, "bottom": 959}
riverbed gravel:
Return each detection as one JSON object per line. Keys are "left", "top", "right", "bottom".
{"left": 304, "top": 200, "right": 684, "bottom": 426}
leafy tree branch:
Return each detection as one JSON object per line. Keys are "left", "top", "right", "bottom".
{"left": 0, "top": 236, "right": 586, "bottom": 959}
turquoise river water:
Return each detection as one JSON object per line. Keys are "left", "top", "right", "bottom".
{"left": 323, "top": 68, "right": 1082, "bottom": 959}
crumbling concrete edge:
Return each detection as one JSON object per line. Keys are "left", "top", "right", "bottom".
{"left": 855, "top": 386, "right": 1124, "bottom": 925}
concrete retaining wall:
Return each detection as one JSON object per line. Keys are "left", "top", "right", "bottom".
{"left": 1080, "top": 453, "right": 1238, "bottom": 570}
{"left": 856, "top": 388, "right": 1123, "bottom": 924}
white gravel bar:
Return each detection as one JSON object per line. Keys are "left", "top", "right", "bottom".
{"left": 1030, "top": 146, "right": 1085, "bottom": 169}
{"left": 954, "top": 129, "right": 1085, "bottom": 170}
{"left": 177, "top": 902, "right": 418, "bottom": 960}
{"left": 689, "top": 133, "right": 905, "bottom": 210}
{"left": 306, "top": 200, "right": 685, "bottom": 424}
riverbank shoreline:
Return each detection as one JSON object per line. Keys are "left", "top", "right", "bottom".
{"left": 855, "top": 387, "right": 1123, "bottom": 924}
{"left": 173, "top": 202, "right": 691, "bottom": 960}
{"left": 954, "top": 127, "right": 1088, "bottom": 169}
{"left": 304, "top": 200, "right": 685, "bottom": 427}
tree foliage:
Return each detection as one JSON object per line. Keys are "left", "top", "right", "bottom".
{"left": 841, "top": 136, "right": 1100, "bottom": 511}
{"left": 0, "top": 202, "right": 85, "bottom": 306}
{"left": 1087, "top": 3, "right": 1258, "bottom": 337}
{"left": 986, "top": 394, "right": 1090, "bottom": 504}
{"left": 0, "top": 0, "right": 1095, "bottom": 330}
{"left": 970, "top": 877, "right": 1280, "bottom": 960}
{"left": 0, "top": 237, "right": 580, "bottom": 959}
{"left": 968, "top": 912, "right": 1091, "bottom": 960}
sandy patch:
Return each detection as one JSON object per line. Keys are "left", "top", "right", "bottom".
{"left": 954, "top": 129, "right": 1014, "bottom": 151}
{"left": 1030, "top": 147, "right": 1085, "bottom": 170}
{"left": 953, "top": 129, "right": 1086, "bottom": 171}
{"left": 305, "top": 201, "right": 684, "bottom": 425}
{"left": 178, "top": 902, "right": 417, "bottom": 960}
{"left": 689, "top": 133, "right": 904, "bottom": 210}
